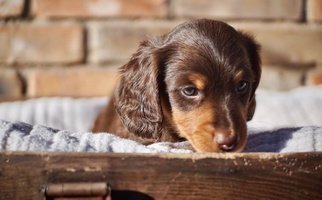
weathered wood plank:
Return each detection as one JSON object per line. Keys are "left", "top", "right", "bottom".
{"left": 0, "top": 151, "right": 321, "bottom": 200}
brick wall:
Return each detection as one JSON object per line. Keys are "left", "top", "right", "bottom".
{"left": 0, "top": 0, "right": 321, "bottom": 99}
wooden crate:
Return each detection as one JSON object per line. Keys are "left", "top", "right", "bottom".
{"left": 1, "top": 151, "right": 321, "bottom": 200}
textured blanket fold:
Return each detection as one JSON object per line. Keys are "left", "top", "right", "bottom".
{"left": 0, "top": 120, "right": 194, "bottom": 153}
{"left": 0, "top": 86, "right": 322, "bottom": 153}
{"left": 0, "top": 119, "right": 321, "bottom": 153}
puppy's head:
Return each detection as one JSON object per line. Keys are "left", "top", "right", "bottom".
{"left": 114, "top": 19, "right": 261, "bottom": 152}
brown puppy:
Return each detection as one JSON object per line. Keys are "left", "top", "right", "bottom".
{"left": 93, "top": 19, "right": 261, "bottom": 152}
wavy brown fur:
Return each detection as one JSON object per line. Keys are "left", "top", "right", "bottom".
{"left": 92, "top": 19, "right": 261, "bottom": 152}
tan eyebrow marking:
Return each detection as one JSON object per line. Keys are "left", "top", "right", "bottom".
{"left": 188, "top": 74, "right": 206, "bottom": 90}
{"left": 234, "top": 70, "right": 244, "bottom": 82}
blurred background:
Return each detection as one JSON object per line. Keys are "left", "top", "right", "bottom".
{"left": 0, "top": 0, "right": 321, "bottom": 100}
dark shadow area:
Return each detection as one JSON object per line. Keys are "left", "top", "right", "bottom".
{"left": 111, "top": 190, "right": 155, "bottom": 200}
{"left": 244, "top": 127, "right": 302, "bottom": 152}
{"left": 46, "top": 190, "right": 154, "bottom": 200}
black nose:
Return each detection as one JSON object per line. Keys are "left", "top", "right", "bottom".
{"left": 215, "top": 129, "right": 239, "bottom": 151}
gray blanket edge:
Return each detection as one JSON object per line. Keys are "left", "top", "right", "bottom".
{"left": 1, "top": 119, "right": 321, "bottom": 153}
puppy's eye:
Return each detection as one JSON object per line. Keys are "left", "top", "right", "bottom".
{"left": 236, "top": 81, "right": 249, "bottom": 94}
{"left": 182, "top": 86, "right": 198, "bottom": 96}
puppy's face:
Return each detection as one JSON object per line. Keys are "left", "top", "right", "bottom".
{"left": 162, "top": 21, "right": 260, "bottom": 152}
{"left": 165, "top": 62, "right": 254, "bottom": 152}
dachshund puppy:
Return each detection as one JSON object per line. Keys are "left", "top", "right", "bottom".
{"left": 93, "top": 19, "right": 261, "bottom": 152}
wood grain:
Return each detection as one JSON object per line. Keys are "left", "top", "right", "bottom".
{"left": 0, "top": 151, "right": 321, "bottom": 200}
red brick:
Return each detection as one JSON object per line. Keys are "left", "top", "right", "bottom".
{"left": 88, "top": 20, "right": 178, "bottom": 63}
{"left": 231, "top": 22, "right": 322, "bottom": 65}
{"left": 259, "top": 65, "right": 304, "bottom": 90}
{"left": 89, "top": 21, "right": 322, "bottom": 66}
{"left": 307, "top": 0, "right": 322, "bottom": 22}
{"left": 171, "top": 0, "right": 303, "bottom": 21}
{"left": 0, "top": 68, "right": 23, "bottom": 98}
{"left": 0, "top": 24, "right": 84, "bottom": 64}
{"left": 27, "top": 67, "right": 118, "bottom": 97}
{"left": 0, "top": 26, "right": 11, "bottom": 62}
{"left": 32, "top": 0, "right": 167, "bottom": 18}
{"left": 0, "top": 0, "right": 25, "bottom": 18}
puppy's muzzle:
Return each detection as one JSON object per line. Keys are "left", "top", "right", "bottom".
{"left": 214, "top": 129, "right": 239, "bottom": 151}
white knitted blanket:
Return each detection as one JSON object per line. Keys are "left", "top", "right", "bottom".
{"left": 0, "top": 86, "right": 322, "bottom": 153}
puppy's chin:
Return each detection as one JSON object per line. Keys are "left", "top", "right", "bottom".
{"left": 175, "top": 125, "right": 248, "bottom": 153}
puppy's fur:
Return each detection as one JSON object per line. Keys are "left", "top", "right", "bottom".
{"left": 93, "top": 19, "right": 261, "bottom": 152}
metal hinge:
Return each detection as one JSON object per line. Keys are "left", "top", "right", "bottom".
{"left": 45, "top": 182, "right": 111, "bottom": 200}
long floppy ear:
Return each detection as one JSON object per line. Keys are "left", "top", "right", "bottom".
{"left": 240, "top": 33, "right": 261, "bottom": 121}
{"left": 114, "top": 40, "right": 163, "bottom": 139}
